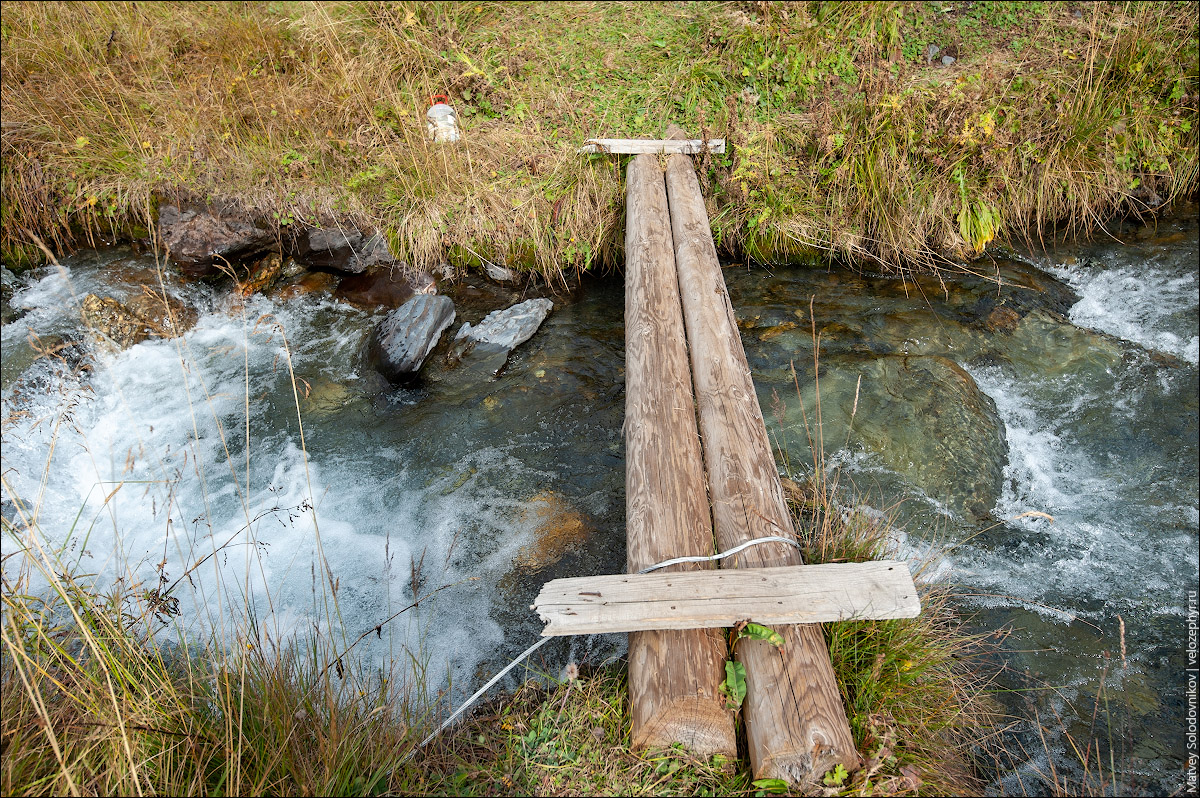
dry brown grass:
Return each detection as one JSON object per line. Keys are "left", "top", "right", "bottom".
{"left": 0, "top": 1, "right": 1195, "bottom": 278}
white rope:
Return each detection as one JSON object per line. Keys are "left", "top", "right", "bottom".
{"left": 403, "top": 533, "right": 805, "bottom": 761}
{"left": 636, "top": 534, "right": 802, "bottom": 573}
{"left": 406, "top": 636, "right": 552, "bottom": 760}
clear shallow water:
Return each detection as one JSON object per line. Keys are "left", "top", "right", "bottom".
{"left": 2, "top": 209, "right": 1196, "bottom": 794}
{"left": 725, "top": 209, "right": 1198, "bottom": 795}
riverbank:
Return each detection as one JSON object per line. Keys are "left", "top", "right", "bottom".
{"left": 2, "top": 1, "right": 1196, "bottom": 277}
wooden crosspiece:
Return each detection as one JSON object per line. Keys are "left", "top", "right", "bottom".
{"left": 578, "top": 138, "right": 726, "bottom": 154}
{"left": 533, "top": 561, "right": 921, "bottom": 636}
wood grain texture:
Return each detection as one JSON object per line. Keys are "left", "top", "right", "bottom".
{"left": 663, "top": 126, "right": 860, "bottom": 785}
{"left": 580, "top": 138, "right": 726, "bottom": 154}
{"left": 534, "top": 561, "right": 921, "bottom": 635}
{"left": 623, "top": 153, "right": 735, "bottom": 756}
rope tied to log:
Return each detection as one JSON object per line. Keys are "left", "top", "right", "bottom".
{"left": 405, "top": 534, "right": 807, "bottom": 760}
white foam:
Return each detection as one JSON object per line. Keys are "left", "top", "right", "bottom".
{"left": 966, "top": 363, "right": 1198, "bottom": 615}
{"left": 2, "top": 264, "right": 567, "bottom": 697}
{"left": 1048, "top": 256, "right": 1199, "bottom": 364}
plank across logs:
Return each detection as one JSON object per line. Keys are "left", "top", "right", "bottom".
{"left": 533, "top": 135, "right": 920, "bottom": 787}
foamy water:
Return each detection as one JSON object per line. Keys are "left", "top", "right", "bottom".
{"left": 2, "top": 251, "right": 625, "bottom": 698}
{"left": 1047, "top": 238, "right": 1200, "bottom": 365}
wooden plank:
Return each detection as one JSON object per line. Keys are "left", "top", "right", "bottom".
{"left": 621, "top": 152, "right": 736, "bottom": 756}
{"left": 663, "top": 124, "right": 861, "bottom": 785}
{"left": 580, "top": 138, "right": 726, "bottom": 155}
{"left": 534, "top": 561, "right": 920, "bottom": 636}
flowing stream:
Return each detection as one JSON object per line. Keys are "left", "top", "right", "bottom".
{"left": 2, "top": 208, "right": 1196, "bottom": 794}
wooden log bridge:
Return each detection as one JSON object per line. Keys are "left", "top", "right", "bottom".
{"left": 532, "top": 130, "right": 920, "bottom": 786}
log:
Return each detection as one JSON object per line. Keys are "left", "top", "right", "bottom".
{"left": 534, "top": 561, "right": 920, "bottom": 635}
{"left": 622, "top": 152, "right": 736, "bottom": 757}
{"left": 663, "top": 126, "right": 860, "bottom": 784}
{"left": 579, "top": 138, "right": 726, "bottom": 155}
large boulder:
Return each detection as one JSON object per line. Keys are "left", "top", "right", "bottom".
{"left": 851, "top": 354, "right": 1008, "bottom": 520}
{"left": 158, "top": 203, "right": 274, "bottom": 278}
{"left": 366, "top": 294, "right": 456, "bottom": 382}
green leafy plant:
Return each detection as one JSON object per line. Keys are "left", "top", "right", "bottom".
{"left": 823, "top": 763, "right": 850, "bottom": 787}
{"left": 720, "top": 622, "right": 786, "bottom": 709}
{"left": 720, "top": 660, "right": 747, "bottom": 709}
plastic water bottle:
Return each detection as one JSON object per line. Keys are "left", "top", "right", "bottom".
{"left": 426, "top": 95, "right": 460, "bottom": 142}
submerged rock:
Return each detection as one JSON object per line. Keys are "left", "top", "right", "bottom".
{"left": 850, "top": 355, "right": 1008, "bottom": 520}
{"left": 969, "top": 260, "right": 1080, "bottom": 323}
{"left": 367, "top": 294, "right": 456, "bottom": 382}
{"left": 498, "top": 490, "right": 595, "bottom": 595}
{"left": 511, "top": 490, "right": 593, "bottom": 571}
{"left": 983, "top": 305, "right": 1022, "bottom": 334}
{"left": 237, "top": 252, "right": 282, "bottom": 296}
{"left": 335, "top": 268, "right": 436, "bottom": 309}
{"left": 81, "top": 289, "right": 196, "bottom": 351}
{"left": 159, "top": 203, "right": 274, "bottom": 278}
{"left": 1005, "top": 308, "right": 1127, "bottom": 377}
{"left": 271, "top": 271, "right": 339, "bottom": 301}
{"left": 298, "top": 376, "right": 355, "bottom": 417}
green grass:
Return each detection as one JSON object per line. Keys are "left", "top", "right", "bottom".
{"left": 1, "top": 1, "right": 1196, "bottom": 278}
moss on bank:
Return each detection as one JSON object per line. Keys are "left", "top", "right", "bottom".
{"left": 1, "top": 1, "right": 1196, "bottom": 278}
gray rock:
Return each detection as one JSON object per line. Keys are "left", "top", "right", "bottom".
{"left": 158, "top": 203, "right": 274, "bottom": 278}
{"left": 484, "top": 261, "right": 519, "bottom": 284}
{"left": 295, "top": 229, "right": 400, "bottom": 274}
{"left": 454, "top": 298, "right": 553, "bottom": 351}
{"left": 941, "top": 55, "right": 956, "bottom": 66}
{"left": 1, "top": 266, "right": 19, "bottom": 325}
{"left": 347, "top": 233, "right": 398, "bottom": 274}
{"left": 295, "top": 227, "right": 364, "bottom": 271}
{"left": 925, "top": 43, "right": 940, "bottom": 63}
{"left": 449, "top": 298, "right": 554, "bottom": 375}
{"left": 367, "top": 294, "right": 456, "bottom": 382}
